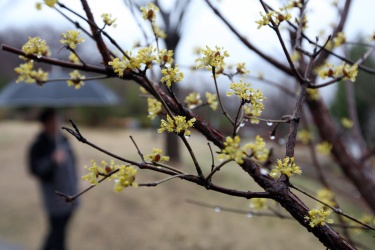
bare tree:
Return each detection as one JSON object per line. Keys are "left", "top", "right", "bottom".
{"left": 2, "top": 0, "right": 375, "bottom": 249}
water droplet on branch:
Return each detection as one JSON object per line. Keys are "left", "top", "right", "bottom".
{"left": 267, "top": 121, "right": 273, "bottom": 126}
{"left": 270, "top": 135, "right": 276, "bottom": 140}
{"left": 214, "top": 207, "right": 221, "bottom": 213}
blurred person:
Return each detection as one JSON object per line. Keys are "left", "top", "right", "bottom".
{"left": 28, "top": 108, "right": 79, "bottom": 250}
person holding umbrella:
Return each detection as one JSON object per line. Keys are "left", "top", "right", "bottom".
{"left": 28, "top": 108, "right": 79, "bottom": 250}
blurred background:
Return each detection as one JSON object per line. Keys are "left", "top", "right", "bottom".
{"left": 0, "top": 0, "right": 375, "bottom": 249}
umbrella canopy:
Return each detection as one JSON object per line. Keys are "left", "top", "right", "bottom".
{"left": 0, "top": 73, "right": 120, "bottom": 107}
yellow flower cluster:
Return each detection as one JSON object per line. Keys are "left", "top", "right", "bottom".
{"left": 255, "top": 8, "right": 292, "bottom": 29}
{"left": 195, "top": 45, "right": 229, "bottom": 70}
{"left": 109, "top": 46, "right": 157, "bottom": 75}
{"left": 184, "top": 92, "right": 202, "bottom": 109}
{"left": 140, "top": 2, "right": 159, "bottom": 23}
{"left": 235, "top": 62, "right": 250, "bottom": 76}
{"left": 21, "top": 37, "right": 50, "bottom": 59}
{"left": 113, "top": 165, "right": 138, "bottom": 192}
{"left": 227, "top": 80, "right": 266, "bottom": 124}
{"left": 44, "top": 0, "right": 57, "bottom": 8}
{"left": 60, "top": 30, "right": 85, "bottom": 49}
{"left": 145, "top": 148, "right": 170, "bottom": 163}
{"left": 218, "top": 135, "right": 269, "bottom": 164}
{"left": 147, "top": 98, "right": 162, "bottom": 120}
{"left": 304, "top": 208, "right": 334, "bottom": 228}
{"left": 67, "top": 70, "right": 85, "bottom": 89}
{"left": 341, "top": 117, "right": 353, "bottom": 129}
{"left": 249, "top": 198, "right": 268, "bottom": 211}
{"left": 326, "top": 32, "right": 346, "bottom": 49}
{"left": 153, "top": 24, "right": 167, "bottom": 39}
{"left": 205, "top": 92, "right": 218, "bottom": 111}
{"left": 161, "top": 65, "right": 184, "bottom": 87}
{"left": 82, "top": 160, "right": 137, "bottom": 192}
{"left": 270, "top": 157, "right": 302, "bottom": 178}
{"left": 218, "top": 136, "right": 245, "bottom": 164}
{"left": 316, "top": 62, "right": 358, "bottom": 82}
{"left": 316, "top": 188, "right": 336, "bottom": 209}
{"left": 158, "top": 115, "right": 196, "bottom": 137}
{"left": 101, "top": 13, "right": 117, "bottom": 27}
{"left": 244, "top": 135, "right": 269, "bottom": 163}
{"left": 68, "top": 52, "right": 80, "bottom": 64}
{"left": 316, "top": 141, "right": 332, "bottom": 155}
{"left": 297, "top": 129, "right": 313, "bottom": 144}
{"left": 158, "top": 49, "right": 174, "bottom": 65}
{"left": 14, "top": 61, "right": 48, "bottom": 84}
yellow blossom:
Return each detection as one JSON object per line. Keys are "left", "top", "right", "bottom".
{"left": 21, "top": 37, "right": 50, "bottom": 58}
{"left": 235, "top": 62, "right": 250, "bottom": 76}
{"left": 113, "top": 165, "right": 138, "bottom": 192}
{"left": 14, "top": 61, "right": 48, "bottom": 84}
{"left": 137, "top": 45, "right": 157, "bottom": 68}
{"left": 341, "top": 117, "right": 353, "bottom": 129}
{"left": 333, "top": 32, "right": 346, "bottom": 47}
{"left": 255, "top": 8, "right": 292, "bottom": 29}
{"left": 195, "top": 45, "right": 229, "bottom": 70}
{"left": 36, "top": 2, "right": 42, "bottom": 10}
{"left": 270, "top": 157, "right": 302, "bottom": 178}
{"left": 109, "top": 47, "right": 157, "bottom": 74}
{"left": 335, "top": 62, "right": 358, "bottom": 82}
{"left": 145, "top": 148, "right": 170, "bottom": 163}
{"left": 227, "top": 79, "right": 266, "bottom": 123}
{"left": 139, "top": 86, "right": 149, "bottom": 95}
{"left": 291, "top": 51, "right": 300, "bottom": 62}
{"left": 153, "top": 24, "right": 167, "bottom": 39}
{"left": 218, "top": 136, "right": 245, "bottom": 164}
{"left": 158, "top": 49, "right": 174, "bottom": 65}
{"left": 304, "top": 208, "right": 334, "bottom": 227}
{"left": 205, "top": 92, "right": 218, "bottom": 111}
{"left": 60, "top": 30, "right": 85, "bottom": 49}
{"left": 82, "top": 160, "right": 101, "bottom": 185}
{"left": 67, "top": 70, "right": 85, "bottom": 89}
{"left": 244, "top": 135, "right": 269, "bottom": 163}
{"left": 297, "top": 129, "right": 313, "bottom": 144}
{"left": 184, "top": 92, "right": 202, "bottom": 109}
{"left": 315, "top": 62, "right": 336, "bottom": 80}
{"left": 101, "top": 13, "right": 117, "bottom": 27}
{"left": 316, "top": 189, "right": 336, "bottom": 209}
{"left": 316, "top": 141, "right": 332, "bottom": 155}
{"left": 249, "top": 198, "right": 268, "bottom": 211}
{"left": 68, "top": 52, "right": 80, "bottom": 64}
{"left": 147, "top": 98, "right": 162, "bottom": 120}
{"left": 306, "top": 88, "right": 320, "bottom": 100}
{"left": 161, "top": 65, "right": 184, "bottom": 87}
{"left": 140, "top": 2, "right": 159, "bottom": 22}
{"left": 44, "top": 0, "right": 57, "bottom": 8}
{"left": 158, "top": 115, "right": 196, "bottom": 137}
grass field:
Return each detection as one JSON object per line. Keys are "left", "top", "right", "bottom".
{"left": 0, "top": 120, "right": 367, "bottom": 249}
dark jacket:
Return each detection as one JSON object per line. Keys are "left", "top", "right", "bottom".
{"left": 29, "top": 132, "right": 79, "bottom": 216}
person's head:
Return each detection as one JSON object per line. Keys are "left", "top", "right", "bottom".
{"left": 38, "top": 108, "right": 58, "bottom": 135}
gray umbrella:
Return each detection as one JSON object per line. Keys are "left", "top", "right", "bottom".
{"left": 0, "top": 73, "right": 120, "bottom": 107}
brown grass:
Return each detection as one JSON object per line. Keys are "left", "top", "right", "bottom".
{"left": 0, "top": 120, "right": 326, "bottom": 249}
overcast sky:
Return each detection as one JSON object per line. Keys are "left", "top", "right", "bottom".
{"left": 1, "top": 0, "right": 374, "bottom": 99}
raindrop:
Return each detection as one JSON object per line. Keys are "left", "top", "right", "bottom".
{"left": 37, "top": 55, "right": 42, "bottom": 59}
{"left": 239, "top": 122, "right": 245, "bottom": 127}
{"left": 266, "top": 121, "right": 273, "bottom": 126}
{"left": 184, "top": 135, "right": 191, "bottom": 139}
{"left": 214, "top": 207, "right": 221, "bottom": 213}
{"left": 246, "top": 212, "right": 253, "bottom": 218}
{"left": 270, "top": 135, "right": 276, "bottom": 140}
{"left": 260, "top": 168, "right": 269, "bottom": 175}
